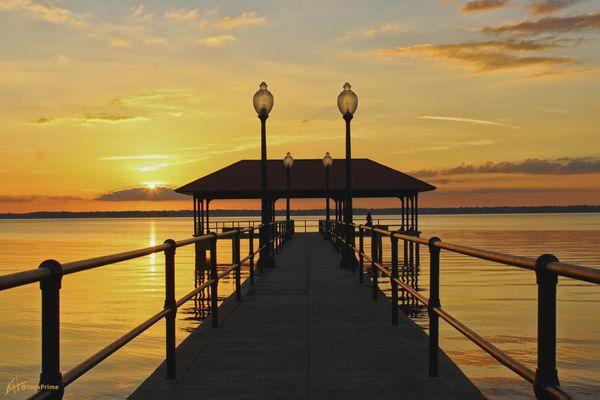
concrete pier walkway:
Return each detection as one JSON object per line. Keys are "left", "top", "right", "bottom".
{"left": 130, "top": 233, "right": 484, "bottom": 400}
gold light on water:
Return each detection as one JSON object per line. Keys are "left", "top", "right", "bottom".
{"left": 149, "top": 221, "right": 157, "bottom": 270}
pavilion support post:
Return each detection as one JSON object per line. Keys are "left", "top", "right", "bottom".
{"left": 415, "top": 194, "right": 419, "bottom": 232}
{"left": 206, "top": 199, "right": 211, "bottom": 233}
{"left": 193, "top": 197, "right": 209, "bottom": 319}
{"left": 415, "top": 194, "right": 420, "bottom": 275}
{"left": 193, "top": 194, "right": 198, "bottom": 236}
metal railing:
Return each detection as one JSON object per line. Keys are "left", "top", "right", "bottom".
{"left": 0, "top": 221, "right": 292, "bottom": 400}
{"left": 325, "top": 220, "right": 599, "bottom": 400}
{"left": 207, "top": 217, "right": 402, "bottom": 233}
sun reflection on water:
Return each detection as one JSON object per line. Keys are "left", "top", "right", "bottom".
{"left": 149, "top": 221, "right": 157, "bottom": 271}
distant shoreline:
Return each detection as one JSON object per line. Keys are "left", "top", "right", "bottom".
{"left": 1, "top": 205, "right": 599, "bottom": 219}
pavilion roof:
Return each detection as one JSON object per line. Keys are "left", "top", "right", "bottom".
{"left": 176, "top": 158, "right": 436, "bottom": 200}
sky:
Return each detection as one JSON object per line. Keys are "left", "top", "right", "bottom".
{"left": 0, "top": 0, "right": 599, "bottom": 212}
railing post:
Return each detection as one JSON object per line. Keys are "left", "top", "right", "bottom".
{"left": 534, "top": 254, "right": 560, "bottom": 399}
{"left": 163, "top": 239, "right": 177, "bottom": 380}
{"left": 428, "top": 237, "right": 441, "bottom": 377}
{"left": 359, "top": 227, "right": 364, "bottom": 284}
{"left": 391, "top": 236, "right": 399, "bottom": 326}
{"left": 258, "top": 225, "right": 265, "bottom": 274}
{"left": 249, "top": 228, "right": 255, "bottom": 285}
{"left": 234, "top": 230, "right": 241, "bottom": 302}
{"left": 209, "top": 234, "right": 219, "bottom": 328}
{"left": 38, "top": 259, "right": 64, "bottom": 400}
{"left": 273, "top": 223, "right": 277, "bottom": 254}
{"left": 350, "top": 224, "right": 356, "bottom": 273}
{"left": 279, "top": 222, "right": 283, "bottom": 248}
{"left": 371, "top": 231, "right": 378, "bottom": 300}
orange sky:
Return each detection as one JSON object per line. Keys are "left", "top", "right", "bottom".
{"left": 0, "top": 1, "right": 599, "bottom": 213}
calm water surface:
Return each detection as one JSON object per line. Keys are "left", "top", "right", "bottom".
{"left": 0, "top": 214, "right": 598, "bottom": 399}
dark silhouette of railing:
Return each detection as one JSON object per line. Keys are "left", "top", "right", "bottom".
{"left": 0, "top": 221, "right": 292, "bottom": 400}
{"left": 210, "top": 217, "right": 405, "bottom": 233}
{"left": 326, "top": 220, "right": 599, "bottom": 400}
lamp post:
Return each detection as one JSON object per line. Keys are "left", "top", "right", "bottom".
{"left": 253, "top": 82, "right": 275, "bottom": 268}
{"left": 283, "top": 152, "right": 294, "bottom": 239}
{"left": 322, "top": 152, "right": 333, "bottom": 240}
{"left": 337, "top": 82, "right": 358, "bottom": 269}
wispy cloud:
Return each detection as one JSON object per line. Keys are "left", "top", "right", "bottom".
{"left": 137, "top": 163, "right": 170, "bottom": 172}
{"left": 29, "top": 113, "right": 149, "bottom": 125}
{"left": 369, "top": 39, "right": 573, "bottom": 72}
{"left": 0, "top": 0, "right": 88, "bottom": 28}
{"left": 396, "top": 139, "right": 496, "bottom": 154}
{"left": 0, "top": 194, "right": 83, "bottom": 203}
{"left": 197, "top": 34, "right": 237, "bottom": 47}
{"left": 144, "top": 36, "right": 167, "bottom": 45}
{"left": 131, "top": 4, "right": 153, "bottom": 20}
{"left": 111, "top": 90, "right": 197, "bottom": 108}
{"left": 339, "top": 23, "right": 403, "bottom": 41}
{"left": 418, "top": 115, "right": 523, "bottom": 129}
{"left": 411, "top": 157, "right": 600, "bottom": 177}
{"left": 99, "top": 154, "right": 173, "bottom": 161}
{"left": 461, "top": 0, "right": 511, "bottom": 13}
{"left": 110, "top": 38, "right": 131, "bottom": 48}
{"left": 164, "top": 8, "right": 198, "bottom": 21}
{"left": 135, "top": 157, "right": 208, "bottom": 173}
{"left": 217, "top": 12, "right": 267, "bottom": 29}
{"left": 524, "top": 66, "right": 596, "bottom": 79}
{"left": 526, "top": 0, "right": 585, "bottom": 16}
{"left": 481, "top": 12, "right": 600, "bottom": 35}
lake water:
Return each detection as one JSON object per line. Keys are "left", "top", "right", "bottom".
{"left": 0, "top": 214, "right": 598, "bottom": 399}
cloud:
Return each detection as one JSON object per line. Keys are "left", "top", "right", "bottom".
{"left": 197, "top": 34, "right": 237, "bottom": 47}
{"left": 217, "top": 11, "right": 267, "bottom": 29}
{"left": 96, "top": 186, "right": 188, "bottom": 201}
{"left": 418, "top": 115, "right": 523, "bottom": 129}
{"left": 339, "top": 23, "right": 403, "bottom": 41}
{"left": 481, "top": 12, "right": 600, "bottom": 35}
{"left": 164, "top": 8, "right": 198, "bottom": 21}
{"left": 99, "top": 154, "right": 173, "bottom": 161}
{"left": 0, "top": 0, "right": 88, "bottom": 28}
{"left": 395, "top": 139, "right": 496, "bottom": 154}
{"left": 524, "top": 66, "right": 595, "bottom": 78}
{"left": 131, "top": 4, "right": 153, "bottom": 20}
{"left": 0, "top": 194, "right": 83, "bottom": 203}
{"left": 370, "top": 39, "right": 573, "bottom": 71}
{"left": 110, "top": 38, "right": 131, "bottom": 48}
{"left": 461, "top": 0, "right": 511, "bottom": 13}
{"left": 411, "top": 157, "right": 600, "bottom": 177}
{"left": 526, "top": 0, "right": 585, "bottom": 16}
{"left": 111, "top": 89, "right": 197, "bottom": 109}
{"left": 29, "top": 113, "right": 149, "bottom": 125}
{"left": 144, "top": 36, "right": 168, "bottom": 45}
{"left": 136, "top": 163, "right": 170, "bottom": 172}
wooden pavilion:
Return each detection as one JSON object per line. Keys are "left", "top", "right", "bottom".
{"left": 176, "top": 158, "right": 436, "bottom": 235}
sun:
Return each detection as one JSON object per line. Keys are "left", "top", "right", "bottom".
{"left": 146, "top": 183, "right": 157, "bottom": 190}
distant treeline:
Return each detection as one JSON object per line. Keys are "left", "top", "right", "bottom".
{"left": 1, "top": 205, "right": 599, "bottom": 219}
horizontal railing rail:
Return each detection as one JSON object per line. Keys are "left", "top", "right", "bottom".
{"left": 207, "top": 217, "right": 416, "bottom": 233}
{"left": 325, "top": 220, "right": 599, "bottom": 400}
{"left": 0, "top": 220, "right": 293, "bottom": 400}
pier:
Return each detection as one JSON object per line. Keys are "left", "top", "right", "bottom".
{"left": 1, "top": 219, "right": 599, "bottom": 399}
{"left": 130, "top": 232, "right": 483, "bottom": 399}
